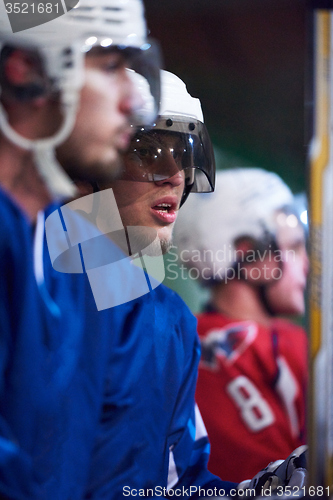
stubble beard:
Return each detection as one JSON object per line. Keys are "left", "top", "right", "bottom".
{"left": 142, "top": 235, "right": 172, "bottom": 256}
{"left": 127, "top": 227, "right": 173, "bottom": 257}
{"left": 56, "top": 143, "right": 124, "bottom": 185}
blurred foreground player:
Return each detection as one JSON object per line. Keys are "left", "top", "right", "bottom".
{"left": 175, "top": 169, "right": 308, "bottom": 483}
{"left": 0, "top": 1, "right": 161, "bottom": 498}
{"left": 99, "top": 75, "right": 307, "bottom": 496}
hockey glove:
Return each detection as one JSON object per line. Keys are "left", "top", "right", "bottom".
{"left": 237, "top": 445, "right": 308, "bottom": 495}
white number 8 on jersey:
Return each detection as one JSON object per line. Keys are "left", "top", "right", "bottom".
{"left": 227, "top": 375, "right": 275, "bottom": 432}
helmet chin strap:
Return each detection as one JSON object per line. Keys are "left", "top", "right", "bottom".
{"left": 180, "top": 181, "right": 193, "bottom": 207}
{"left": 0, "top": 88, "right": 79, "bottom": 200}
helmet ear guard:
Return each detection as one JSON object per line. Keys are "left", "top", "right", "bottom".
{"left": 0, "top": 46, "right": 49, "bottom": 101}
{"left": 231, "top": 234, "right": 282, "bottom": 285}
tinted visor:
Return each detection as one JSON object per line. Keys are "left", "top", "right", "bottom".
{"left": 85, "top": 39, "right": 161, "bottom": 126}
{"left": 125, "top": 41, "right": 161, "bottom": 125}
{"left": 119, "top": 116, "right": 216, "bottom": 194}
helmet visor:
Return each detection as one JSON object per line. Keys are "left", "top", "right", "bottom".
{"left": 127, "top": 41, "right": 161, "bottom": 125}
{"left": 84, "top": 38, "right": 161, "bottom": 126}
{"left": 119, "top": 115, "right": 215, "bottom": 192}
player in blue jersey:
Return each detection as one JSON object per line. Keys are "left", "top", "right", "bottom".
{"left": 83, "top": 70, "right": 230, "bottom": 499}
{"left": 94, "top": 70, "right": 307, "bottom": 498}
{"left": 0, "top": 1, "right": 306, "bottom": 494}
{"left": 0, "top": 2, "right": 162, "bottom": 498}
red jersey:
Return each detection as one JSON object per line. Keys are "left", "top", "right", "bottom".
{"left": 195, "top": 311, "right": 307, "bottom": 483}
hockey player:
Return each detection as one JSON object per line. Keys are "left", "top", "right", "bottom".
{"left": 0, "top": 2, "right": 162, "bottom": 498}
{"left": 174, "top": 168, "right": 309, "bottom": 483}
{"left": 96, "top": 72, "right": 307, "bottom": 497}
{"left": 85, "top": 69, "right": 230, "bottom": 498}
{"left": 0, "top": 0, "right": 306, "bottom": 496}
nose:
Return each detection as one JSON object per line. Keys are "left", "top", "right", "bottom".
{"left": 154, "top": 169, "right": 185, "bottom": 188}
{"left": 152, "top": 146, "right": 186, "bottom": 187}
{"left": 119, "top": 69, "right": 145, "bottom": 118}
{"left": 303, "top": 250, "right": 310, "bottom": 276}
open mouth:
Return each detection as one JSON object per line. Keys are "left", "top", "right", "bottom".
{"left": 151, "top": 200, "right": 178, "bottom": 224}
{"left": 153, "top": 202, "right": 173, "bottom": 213}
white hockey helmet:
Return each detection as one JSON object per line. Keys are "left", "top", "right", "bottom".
{"left": 174, "top": 168, "right": 294, "bottom": 281}
{"left": 119, "top": 69, "right": 215, "bottom": 206}
{"left": 0, "top": 0, "right": 161, "bottom": 198}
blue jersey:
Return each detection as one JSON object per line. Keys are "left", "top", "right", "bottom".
{"left": 0, "top": 188, "right": 155, "bottom": 499}
{"left": 0, "top": 188, "right": 236, "bottom": 498}
{"left": 85, "top": 283, "right": 237, "bottom": 499}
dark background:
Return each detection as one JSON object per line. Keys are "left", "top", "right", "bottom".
{"left": 144, "top": 0, "right": 310, "bottom": 193}
{"left": 143, "top": 0, "right": 312, "bottom": 312}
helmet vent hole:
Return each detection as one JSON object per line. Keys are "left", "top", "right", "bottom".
{"left": 166, "top": 118, "right": 173, "bottom": 127}
{"left": 71, "top": 15, "right": 94, "bottom": 21}
{"left": 189, "top": 123, "right": 195, "bottom": 131}
{"left": 63, "top": 48, "right": 73, "bottom": 56}
{"left": 103, "top": 6, "right": 122, "bottom": 11}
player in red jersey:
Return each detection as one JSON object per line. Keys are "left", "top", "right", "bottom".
{"left": 174, "top": 168, "right": 309, "bottom": 483}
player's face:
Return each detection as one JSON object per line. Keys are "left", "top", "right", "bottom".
{"left": 56, "top": 48, "right": 141, "bottom": 183}
{"left": 101, "top": 133, "right": 186, "bottom": 253}
{"left": 265, "top": 214, "right": 309, "bottom": 316}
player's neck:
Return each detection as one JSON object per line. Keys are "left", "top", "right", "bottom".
{"left": 211, "top": 280, "right": 272, "bottom": 327}
{"left": 0, "top": 135, "right": 52, "bottom": 221}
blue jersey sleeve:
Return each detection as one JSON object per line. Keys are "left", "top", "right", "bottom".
{"left": 0, "top": 190, "right": 41, "bottom": 498}
{"left": 168, "top": 406, "right": 238, "bottom": 497}
{"left": 165, "top": 313, "right": 238, "bottom": 498}
{"left": 84, "top": 284, "right": 238, "bottom": 499}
